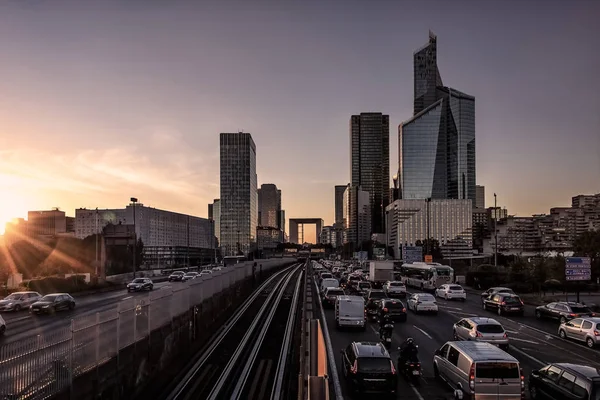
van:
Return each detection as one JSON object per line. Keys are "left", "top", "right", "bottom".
{"left": 433, "top": 341, "right": 524, "bottom": 400}
{"left": 335, "top": 295, "right": 366, "bottom": 330}
{"left": 320, "top": 278, "right": 339, "bottom": 294}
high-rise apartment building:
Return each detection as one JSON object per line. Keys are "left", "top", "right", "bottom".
{"left": 27, "top": 209, "right": 68, "bottom": 236}
{"left": 334, "top": 185, "right": 347, "bottom": 227}
{"left": 208, "top": 199, "right": 221, "bottom": 246}
{"left": 400, "top": 32, "right": 476, "bottom": 203}
{"left": 476, "top": 185, "right": 485, "bottom": 209}
{"left": 343, "top": 185, "right": 371, "bottom": 246}
{"left": 350, "top": 113, "right": 390, "bottom": 234}
{"left": 220, "top": 132, "right": 258, "bottom": 256}
{"left": 258, "top": 183, "right": 283, "bottom": 230}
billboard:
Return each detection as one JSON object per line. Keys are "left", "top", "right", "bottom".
{"left": 402, "top": 246, "right": 423, "bottom": 263}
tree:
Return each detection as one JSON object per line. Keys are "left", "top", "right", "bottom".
{"left": 415, "top": 238, "right": 443, "bottom": 262}
{"left": 574, "top": 231, "right": 600, "bottom": 278}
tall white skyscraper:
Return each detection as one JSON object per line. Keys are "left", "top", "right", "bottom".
{"left": 220, "top": 132, "right": 258, "bottom": 256}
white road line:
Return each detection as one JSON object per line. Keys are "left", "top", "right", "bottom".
{"left": 511, "top": 346, "right": 544, "bottom": 365}
{"left": 121, "top": 296, "right": 133, "bottom": 301}
{"left": 509, "top": 338, "right": 540, "bottom": 345}
{"left": 437, "top": 305, "right": 464, "bottom": 311}
{"left": 413, "top": 325, "right": 433, "bottom": 340}
{"left": 505, "top": 330, "right": 519, "bottom": 334}
{"left": 409, "top": 383, "right": 426, "bottom": 400}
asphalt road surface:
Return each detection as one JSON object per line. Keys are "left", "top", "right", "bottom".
{"left": 0, "top": 281, "right": 171, "bottom": 344}
{"left": 316, "top": 282, "right": 600, "bottom": 400}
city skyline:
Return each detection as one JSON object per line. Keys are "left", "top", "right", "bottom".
{"left": 1, "top": 1, "right": 599, "bottom": 242}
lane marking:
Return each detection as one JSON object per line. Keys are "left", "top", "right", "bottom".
{"left": 447, "top": 311, "right": 479, "bottom": 317}
{"left": 413, "top": 325, "right": 433, "bottom": 340}
{"left": 509, "top": 338, "right": 540, "bottom": 345}
{"left": 409, "top": 382, "right": 426, "bottom": 400}
{"left": 511, "top": 346, "right": 544, "bottom": 365}
{"left": 121, "top": 296, "right": 133, "bottom": 301}
{"left": 505, "top": 330, "right": 519, "bottom": 334}
{"left": 437, "top": 305, "right": 464, "bottom": 311}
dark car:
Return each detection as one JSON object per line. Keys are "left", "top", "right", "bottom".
{"left": 535, "top": 302, "right": 595, "bottom": 324}
{"left": 365, "top": 290, "right": 387, "bottom": 317}
{"left": 127, "top": 278, "right": 154, "bottom": 292}
{"left": 481, "top": 287, "right": 515, "bottom": 302}
{"left": 529, "top": 362, "right": 600, "bottom": 400}
{"left": 168, "top": 271, "right": 185, "bottom": 282}
{"left": 340, "top": 341, "right": 397, "bottom": 395}
{"left": 483, "top": 293, "right": 524, "bottom": 316}
{"left": 377, "top": 299, "right": 407, "bottom": 322}
{"left": 322, "top": 287, "right": 345, "bottom": 308}
{"left": 30, "top": 293, "right": 75, "bottom": 314}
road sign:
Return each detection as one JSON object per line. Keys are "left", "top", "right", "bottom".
{"left": 566, "top": 275, "right": 591, "bottom": 281}
{"left": 424, "top": 255, "right": 433, "bottom": 263}
{"left": 402, "top": 246, "right": 423, "bottom": 263}
{"left": 565, "top": 257, "right": 592, "bottom": 281}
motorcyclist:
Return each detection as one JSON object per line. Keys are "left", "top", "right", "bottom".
{"left": 398, "top": 337, "right": 418, "bottom": 365}
{"left": 379, "top": 314, "right": 394, "bottom": 340}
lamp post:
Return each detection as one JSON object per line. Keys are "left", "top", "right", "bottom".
{"left": 237, "top": 230, "right": 241, "bottom": 255}
{"left": 426, "top": 198, "right": 431, "bottom": 257}
{"left": 494, "top": 193, "right": 498, "bottom": 268}
{"left": 130, "top": 197, "right": 138, "bottom": 278}
{"left": 95, "top": 208, "right": 99, "bottom": 277}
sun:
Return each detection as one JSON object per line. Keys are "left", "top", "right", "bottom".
{"left": 0, "top": 193, "right": 30, "bottom": 235}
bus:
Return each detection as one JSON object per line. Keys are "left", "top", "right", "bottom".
{"left": 223, "top": 255, "right": 246, "bottom": 267}
{"left": 399, "top": 262, "right": 454, "bottom": 291}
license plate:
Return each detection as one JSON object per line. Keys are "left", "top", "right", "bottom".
{"left": 511, "top": 307, "right": 520, "bottom": 310}
{"left": 412, "top": 370, "right": 420, "bottom": 375}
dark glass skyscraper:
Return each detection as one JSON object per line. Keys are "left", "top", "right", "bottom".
{"left": 400, "top": 33, "right": 476, "bottom": 203}
{"left": 350, "top": 113, "right": 390, "bottom": 234}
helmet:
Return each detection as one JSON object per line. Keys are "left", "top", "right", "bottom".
{"left": 405, "top": 337, "right": 414, "bottom": 345}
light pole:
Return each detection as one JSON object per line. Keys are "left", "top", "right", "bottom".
{"left": 237, "top": 230, "right": 241, "bottom": 255}
{"left": 426, "top": 198, "right": 431, "bottom": 256}
{"left": 130, "top": 197, "right": 138, "bottom": 278}
{"left": 186, "top": 215, "right": 190, "bottom": 267}
{"left": 95, "top": 208, "right": 99, "bottom": 278}
{"left": 494, "top": 193, "right": 498, "bottom": 268}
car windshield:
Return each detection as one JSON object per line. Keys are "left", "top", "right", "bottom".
{"left": 5, "top": 294, "right": 23, "bottom": 300}
{"left": 389, "top": 282, "right": 404, "bottom": 287}
{"left": 358, "top": 357, "right": 392, "bottom": 373}
{"left": 185, "top": 272, "right": 197, "bottom": 276}
{"left": 321, "top": 273, "right": 332, "bottom": 278}
{"left": 497, "top": 289, "right": 514, "bottom": 294}
{"left": 449, "top": 285, "right": 463, "bottom": 291}
{"left": 476, "top": 362, "right": 520, "bottom": 379}
{"left": 369, "top": 291, "right": 386, "bottom": 299}
{"left": 419, "top": 295, "right": 435, "bottom": 302}
{"left": 384, "top": 301, "right": 404, "bottom": 309}
{"left": 504, "top": 297, "right": 521, "bottom": 304}
{"left": 132, "top": 279, "right": 145, "bottom": 283}
{"left": 571, "top": 306, "right": 592, "bottom": 313}
{"left": 359, "top": 283, "right": 371, "bottom": 289}
{"left": 327, "top": 290, "right": 344, "bottom": 296}
{"left": 41, "top": 295, "right": 58, "bottom": 302}
{"left": 172, "top": 271, "right": 184, "bottom": 275}
{"left": 477, "top": 324, "right": 504, "bottom": 333}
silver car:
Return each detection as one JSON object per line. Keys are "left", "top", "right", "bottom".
{"left": 453, "top": 317, "right": 509, "bottom": 350}
{"left": 0, "top": 291, "right": 42, "bottom": 312}
{"left": 558, "top": 317, "right": 600, "bottom": 348}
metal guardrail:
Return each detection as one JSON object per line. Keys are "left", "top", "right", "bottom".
{"left": 0, "top": 258, "right": 293, "bottom": 400}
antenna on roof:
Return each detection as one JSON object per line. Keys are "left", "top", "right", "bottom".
{"left": 429, "top": 30, "right": 437, "bottom": 41}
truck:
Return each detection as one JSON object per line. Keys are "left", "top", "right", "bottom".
{"left": 368, "top": 261, "right": 394, "bottom": 288}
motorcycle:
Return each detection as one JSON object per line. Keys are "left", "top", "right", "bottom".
{"left": 397, "top": 346, "right": 421, "bottom": 385}
{"left": 379, "top": 321, "right": 395, "bottom": 348}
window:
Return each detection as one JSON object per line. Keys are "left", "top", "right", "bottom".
{"left": 475, "top": 362, "right": 520, "bottom": 379}
{"left": 571, "top": 306, "right": 592, "bottom": 314}
{"left": 447, "top": 346, "right": 460, "bottom": 366}
{"left": 570, "top": 319, "right": 583, "bottom": 329}
{"left": 546, "top": 366, "right": 562, "bottom": 381}
{"left": 582, "top": 321, "right": 593, "bottom": 330}
{"left": 358, "top": 358, "right": 392, "bottom": 373}
{"left": 557, "top": 371, "right": 576, "bottom": 391}
{"left": 573, "top": 378, "right": 588, "bottom": 398}
{"left": 439, "top": 344, "right": 449, "bottom": 358}
{"left": 477, "top": 324, "right": 504, "bottom": 333}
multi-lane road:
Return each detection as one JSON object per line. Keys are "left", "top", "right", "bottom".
{"left": 314, "top": 274, "right": 600, "bottom": 399}
{"left": 0, "top": 282, "right": 171, "bottom": 344}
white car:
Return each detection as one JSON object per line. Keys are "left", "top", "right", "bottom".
{"left": 182, "top": 272, "right": 200, "bottom": 281}
{"left": 436, "top": 284, "right": 467, "bottom": 301}
{"left": 199, "top": 270, "right": 213, "bottom": 276}
{"left": 407, "top": 293, "right": 439, "bottom": 314}
{"left": 383, "top": 281, "right": 407, "bottom": 298}
{"left": 0, "top": 314, "right": 5, "bottom": 336}
{"left": 0, "top": 291, "right": 42, "bottom": 312}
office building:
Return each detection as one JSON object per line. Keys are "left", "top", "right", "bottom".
{"left": 334, "top": 185, "right": 347, "bottom": 227}
{"left": 256, "top": 226, "right": 283, "bottom": 250}
{"left": 400, "top": 32, "right": 476, "bottom": 202}
{"left": 386, "top": 199, "right": 473, "bottom": 259}
{"left": 26, "top": 209, "right": 74, "bottom": 238}
{"left": 208, "top": 199, "right": 221, "bottom": 246}
{"left": 476, "top": 185, "right": 485, "bottom": 209}
{"left": 220, "top": 132, "right": 258, "bottom": 256}
{"left": 343, "top": 185, "right": 371, "bottom": 246}
{"left": 258, "top": 184, "right": 283, "bottom": 230}
{"left": 350, "top": 113, "right": 390, "bottom": 234}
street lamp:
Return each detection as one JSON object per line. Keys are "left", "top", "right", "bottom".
{"left": 426, "top": 198, "right": 431, "bottom": 256}
{"left": 130, "top": 197, "right": 138, "bottom": 278}
{"left": 494, "top": 193, "right": 498, "bottom": 268}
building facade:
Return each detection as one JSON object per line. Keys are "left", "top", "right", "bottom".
{"left": 258, "top": 183, "right": 283, "bottom": 230}
{"left": 208, "top": 199, "right": 221, "bottom": 246}
{"left": 386, "top": 199, "right": 473, "bottom": 259}
{"left": 334, "top": 185, "right": 347, "bottom": 227}
{"left": 27, "top": 209, "right": 68, "bottom": 237}
{"left": 400, "top": 33, "right": 476, "bottom": 203}
{"left": 343, "top": 185, "right": 371, "bottom": 246}
{"left": 350, "top": 113, "right": 390, "bottom": 234}
{"left": 220, "top": 132, "right": 258, "bottom": 256}
{"left": 476, "top": 185, "right": 485, "bottom": 209}
{"left": 256, "top": 226, "right": 283, "bottom": 249}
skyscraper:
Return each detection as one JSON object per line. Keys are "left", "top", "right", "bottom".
{"left": 399, "top": 33, "right": 476, "bottom": 202}
{"left": 220, "top": 132, "right": 258, "bottom": 256}
{"left": 475, "top": 185, "right": 485, "bottom": 209}
{"left": 334, "top": 185, "right": 347, "bottom": 227}
{"left": 208, "top": 199, "right": 221, "bottom": 245}
{"left": 343, "top": 185, "right": 371, "bottom": 246}
{"left": 258, "top": 183, "right": 283, "bottom": 230}
{"left": 350, "top": 113, "right": 390, "bottom": 234}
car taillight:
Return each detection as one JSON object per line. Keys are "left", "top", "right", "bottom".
{"left": 520, "top": 368, "right": 525, "bottom": 390}
{"left": 383, "top": 307, "right": 388, "bottom": 312}
{"left": 469, "top": 364, "right": 475, "bottom": 390}
{"left": 350, "top": 360, "right": 358, "bottom": 374}
{"left": 402, "top": 308, "right": 406, "bottom": 313}
{"left": 476, "top": 331, "right": 483, "bottom": 338}
{"left": 390, "top": 360, "right": 396, "bottom": 375}
{"left": 594, "top": 330, "right": 600, "bottom": 336}
{"left": 503, "top": 332, "right": 508, "bottom": 339}
{"left": 501, "top": 301, "right": 506, "bottom": 306}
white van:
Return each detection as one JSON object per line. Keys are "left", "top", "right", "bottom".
{"left": 433, "top": 341, "right": 524, "bottom": 400}
{"left": 320, "top": 278, "right": 340, "bottom": 294}
{"left": 335, "top": 295, "right": 366, "bottom": 330}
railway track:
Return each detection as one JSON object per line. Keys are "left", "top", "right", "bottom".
{"left": 165, "top": 263, "right": 304, "bottom": 400}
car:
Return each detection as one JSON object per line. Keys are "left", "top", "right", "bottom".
{"left": 364, "top": 290, "right": 387, "bottom": 318}
{"left": 168, "top": 271, "right": 185, "bottom": 282}
{"left": 383, "top": 281, "right": 407, "bottom": 298}
{"left": 407, "top": 293, "right": 438, "bottom": 314}
{"left": 435, "top": 284, "right": 466, "bottom": 301}
{"left": 0, "top": 314, "right": 5, "bottom": 336}
{"left": 558, "top": 317, "right": 600, "bottom": 348}
{"left": 357, "top": 281, "right": 372, "bottom": 296}
{"left": 340, "top": 341, "right": 397, "bottom": 395}
{"left": 30, "top": 293, "right": 76, "bottom": 314}
{"left": 199, "top": 270, "right": 212, "bottom": 276}
{"left": 535, "top": 302, "right": 595, "bottom": 324}
{"left": 127, "top": 278, "right": 154, "bottom": 292}
{"left": 480, "top": 287, "right": 515, "bottom": 302}
{"left": 0, "top": 291, "right": 42, "bottom": 312}
{"left": 483, "top": 293, "right": 524, "bottom": 316}
{"left": 529, "top": 363, "right": 600, "bottom": 400}
{"left": 182, "top": 272, "right": 200, "bottom": 281}
{"left": 453, "top": 317, "right": 509, "bottom": 350}
{"left": 377, "top": 298, "right": 407, "bottom": 322}
{"left": 322, "top": 287, "right": 345, "bottom": 308}
{"left": 211, "top": 266, "right": 223, "bottom": 272}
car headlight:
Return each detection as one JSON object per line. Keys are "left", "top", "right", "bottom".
{"left": 6, "top": 302, "right": 13, "bottom": 307}
{"left": 42, "top": 305, "right": 50, "bottom": 308}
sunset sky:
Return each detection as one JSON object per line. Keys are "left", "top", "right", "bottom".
{"left": 1, "top": 0, "right": 599, "bottom": 241}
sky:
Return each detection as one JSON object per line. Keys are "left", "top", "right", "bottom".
{"left": 0, "top": 0, "right": 599, "bottom": 241}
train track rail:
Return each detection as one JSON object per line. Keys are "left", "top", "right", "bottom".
{"left": 166, "top": 263, "right": 303, "bottom": 400}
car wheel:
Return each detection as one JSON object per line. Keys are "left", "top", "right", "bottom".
{"left": 559, "top": 329, "right": 567, "bottom": 339}
{"left": 69, "top": 302, "right": 75, "bottom": 310}
{"left": 433, "top": 363, "right": 440, "bottom": 380}
{"left": 535, "top": 310, "right": 541, "bottom": 319}
{"left": 587, "top": 338, "right": 595, "bottom": 348}
{"left": 530, "top": 385, "right": 538, "bottom": 399}
{"left": 14, "top": 304, "right": 21, "bottom": 312}
{"left": 453, "top": 330, "right": 459, "bottom": 340}
{"left": 560, "top": 316, "right": 567, "bottom": 324}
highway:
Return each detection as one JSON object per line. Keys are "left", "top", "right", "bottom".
{"left": 313, "top": 265, "right": 600, "bottom": 399}
{"left": 0, "top": 281, "right": 171, "bottom": 344}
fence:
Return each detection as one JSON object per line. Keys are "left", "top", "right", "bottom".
{"left": 0, "top": 258, "right": 292, "bottom": 400}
